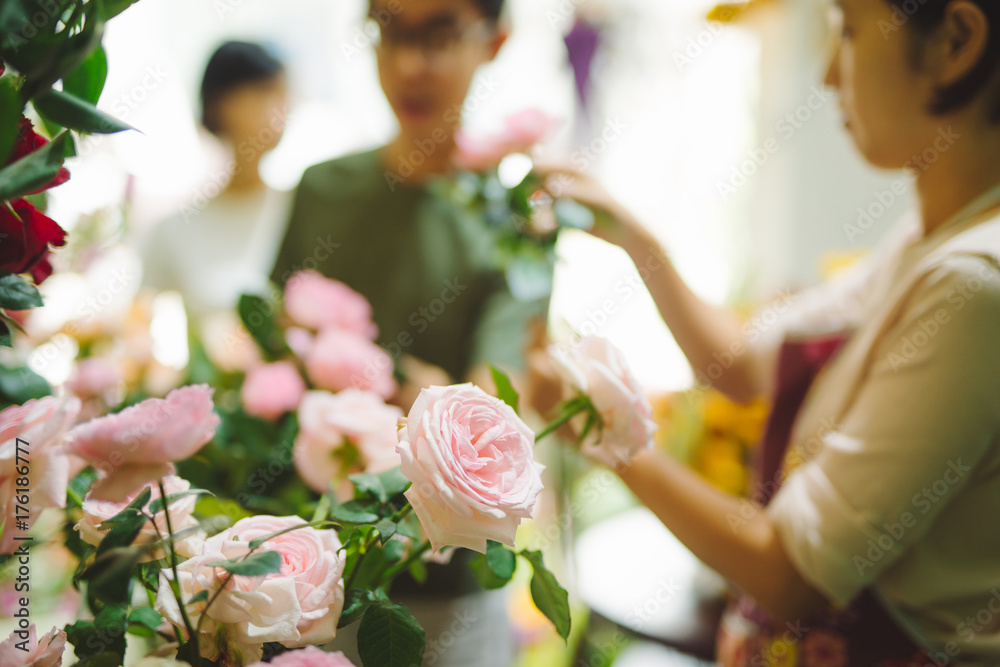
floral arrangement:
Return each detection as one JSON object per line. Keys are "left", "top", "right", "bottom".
{"left": 652, "top": 388, "right": 768, "bottom": 496}
{"left": 0, "top": 0, "right": 140, "bottom": 349}
{"left": 0, "top": 228, "right": 657, "bottom": 667}
{"left": 439, "top": 109, "right": 595, "bottom": 302}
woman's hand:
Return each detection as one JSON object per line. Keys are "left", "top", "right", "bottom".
{"left": 531, "top": 159, "right": 653, "bottom": 252}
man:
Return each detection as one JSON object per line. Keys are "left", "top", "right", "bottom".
{"left": 270, "top": 1, "right": 551, "bottom": 664}
{"left": 271, "top": 0, "right": 546, "bottom": 409}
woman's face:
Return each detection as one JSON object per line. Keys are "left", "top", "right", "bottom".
{"left": 824, "top": 0, "right": 941, "bottom": 169}
{"left": 214, "top": 74, "right": 290, "bottom": 153}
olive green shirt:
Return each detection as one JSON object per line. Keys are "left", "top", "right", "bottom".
{"left": 270, "top": 148, "right": 547, "bottom": 381}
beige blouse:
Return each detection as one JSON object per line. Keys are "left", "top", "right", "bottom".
{"left": 760, "top": 194, "right": 1000, "bottom": 662}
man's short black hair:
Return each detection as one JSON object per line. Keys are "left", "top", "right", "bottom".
{"left": 475, "top": 0, "right": 504, "bottom": 21}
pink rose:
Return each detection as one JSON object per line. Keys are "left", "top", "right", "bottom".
{"left": 305, "top": 329, "right": 397, "bottom": 399}
{"left": 65, "top": 357, "right": 121, "bottom": 401}
{"left": 0, "top": 625, "right": 66, "bottom": 667}
{"left": 549, "top": 336, "right": 658, "bottom": 467}
{"left": 249, "top": 646, "right": 356, "bottom": 667}
{"left": 454, "top": 109, "right": 561, "bottom": 171}
{"left": 0, "top": 396, "right": 80, "bottom": 553}
{"left": 66, "top": 385, "right": 220, "bottom": 500}
{"left": 284, "top": 271, "right": 378, "bottom": 339}
{"left": 75, "top": 475, "right": 203, "bottom": 560}
{"left": 155, "top": 516, "right": 345, "bottom": 655}
{"left": 397, "top": 383, "right": 544, "bottom": 553}
{"left": 241, "top": 362, "right": 307, "bottom": 421}
{"left": 293, "top": 390, "right": 403, "bottom": 498}
{"left": 286, "top": 327, "right": 315, "bottom": 358}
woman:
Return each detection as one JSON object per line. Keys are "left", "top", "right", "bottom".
{"left": 142, "top": 41, "right": 291, "bottom": 320}
{"left": 542, "top": 0, "right": 1000, "bottom": 663}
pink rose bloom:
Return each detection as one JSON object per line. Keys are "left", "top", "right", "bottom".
{"left": 284, "top": 271, "right": 378, "bottom": 339}
{"left": 156, "top": 516, "right": 345, "bottom": 655}
{"left": 66, "top": 385, "right": 220, "bottom": 500}
{"left": 0, "top": 625, "right": 66, "bottom": 667}
{"left": 241, "top": 362, "right": 307, "bottom": 421}
{"left": 305, "top": 329, "right": 397, "bottom": 399}
{"left": 454, "top": 109, "right": 561, "bottom": 171}
{"left": 285, "top": 327, "right": 315, "bottom": 358}
{"left": 293, "top": 390, "right": 403, "bottom": 498}
{"left": 249, "top": 646, "right": 356, "bottom": 667}
{"left": 75, "top": 475, "right": 203, "bottom": 560}
{"left": 397, "top": 383, "right": 544, "bottom": 553}
{"left": 549, "top": 336, "right": 658, "bottom": 468}
{"left": 0, "top": 396, "right": 80, "bottom": 553}
{"left": 65, "top": 357, "right": 121, "bottom": 401}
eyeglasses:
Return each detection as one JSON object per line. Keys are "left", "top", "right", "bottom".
{"left": 367, "top": 18, "right": 495, "bottom": 69}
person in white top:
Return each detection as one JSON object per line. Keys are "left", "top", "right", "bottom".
{"left": 141, "top": 41, "right": 291, "bottom": 320}
{"left": 539, "top": 0, "right": 1000, "bottom": 663}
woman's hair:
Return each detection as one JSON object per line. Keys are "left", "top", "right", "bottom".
{"left": 200, "top": 41, "right": 284, "bottom": 136}
{"left": 887, "top": 0, "right": 1000, "bottom": 120}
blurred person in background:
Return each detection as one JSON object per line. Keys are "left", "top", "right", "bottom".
{"left": 271, "top": 1, "right": 554, "bottom": 665}
{"left": 142, "top": 41, "right": 292, "bottom": 320}
{"left": 540, "top": 0, "right": 1000, "bottom": 663}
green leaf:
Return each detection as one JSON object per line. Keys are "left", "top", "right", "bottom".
{"left": 96, "top": 512, "right": 145, "bottom": 555}
{"left": 62, "top": 45, "right": 108, "bottom": 105}
{"left": 338, "top": 588, "right": 376, "bottom": 628}
{"left": 128, "top": 607, "right": 163, "bottom": 632}
{"left": 0, "top": 362, "right": 49, "bottom": 405}
{"left": 238, "top": 293, "right": 287, "bottom": 358}
{"left": 80, "top": 547, "right": 141, "bottom": 605}
{"left": 188, "top": 590, "right": 210, "bottom": 604}
{"left": 0, "top": 274, "right": 42, "bottom": 309}
{"left": 147, "top": 488, "right": 213, "bottom": 514}
{"left": 209, "top": 550, "right": 282, "bottom": 577}
{"left": 357, "top": 602, "right": 426, "bottom": 667}
{"left": 0, "top": 78, "right": 21, "bottom": 166}
{"left": 100, "top": 486, "right": 152, "bottom": 528}
{"left": 331, "top": 500, "right": 380, "bottom": 524}
{"left": 105, "top": 0, "right": 143, "bottom": 19}
{"left": 0, "top": 129, "right": 73, "bottom": 201}
{"left": 489, "top": 364, "right": 520, "bottom": 415}
{"left": 469, "top": 554, "right": 510, "bottom": 591}
{"left": 349, "top": 467, "right": 410, "bottom": 504}
{"left": 520, "top": 549, "right": 571, "bottom": 641}
{"left": 0, "top": 319, "right": 10, "bottom": 348}
{"left": 33, "top": 88, "right": 133, "bottom": 134}
{"left": 374, "top": 518, "right": 396, "bottom": 544}
{"left": 486, "top": 540, "right": 516, "bottom": 579}
{"left": 65, "top": 606, "right": 127, "bottom": 661}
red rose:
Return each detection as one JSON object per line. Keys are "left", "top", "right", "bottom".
{"left": 0, "top": 199, "right": 67, "bottom": 283}
{"left": 8, "top": 118, "right": 70, "bottom": 194}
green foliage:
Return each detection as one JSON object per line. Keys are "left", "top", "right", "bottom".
{"left": 0, "top": 129, "right": 74, "bottom": 200}
{"left": 357, "top": 602, "right": 426, "bottom": 667}
{"left": 520, "top": 549, "right": 572, "bottom": 641}
{"left": 489, "top": 364, "right": 520, "bottom": 415}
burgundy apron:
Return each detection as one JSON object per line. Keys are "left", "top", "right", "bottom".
{"left": 715, "top": 336, "right": 935, "bottom": 666}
